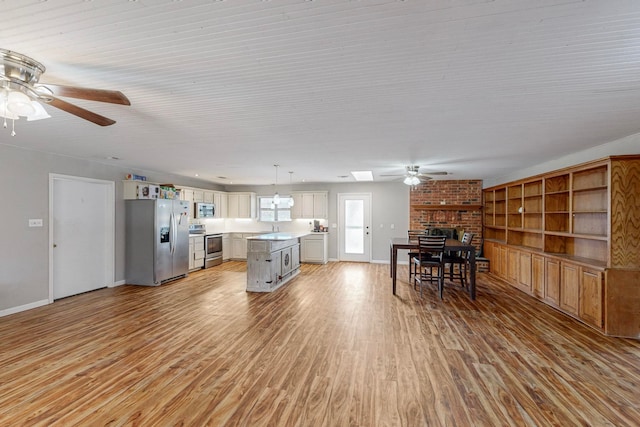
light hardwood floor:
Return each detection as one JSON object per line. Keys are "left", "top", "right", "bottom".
{"left": 1, "top": 261, "right": 639, "bottom": 426}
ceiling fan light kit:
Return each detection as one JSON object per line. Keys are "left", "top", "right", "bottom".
{"left": 0, "top": 48, "right": 130, "bottom": 135}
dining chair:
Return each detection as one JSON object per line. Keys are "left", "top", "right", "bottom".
{"left": 413, "top": 235, "right": 447, "bottom": 298}
{"left": 443, "top": 232, "right": 474, "bottom": 288}
{"left": 407, "top": 229, "right": 429, "bottom": 282}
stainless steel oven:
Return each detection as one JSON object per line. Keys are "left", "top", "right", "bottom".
{"left": 204, "top": 233, "right": 223, "bottom": 268}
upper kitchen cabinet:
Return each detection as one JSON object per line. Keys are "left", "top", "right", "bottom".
{"left": 213, "top": 191, "right": 227, "bottom": 218}
{"left": 227, "top": 192, "right": 256, "bottom": 219}
{"left": 291, "top": 191, "right": 328, "bottom": 219}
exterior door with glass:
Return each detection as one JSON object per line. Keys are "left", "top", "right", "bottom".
{"left": 338, "top": 193, "right": 371, "bottom": 262}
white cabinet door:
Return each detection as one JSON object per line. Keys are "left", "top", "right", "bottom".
{"left": 231, "top": 234, "right": 248, "bottom": 259}
{"left": 188, "top": 238, "right": 194, "bottom": 270}
{"left": 203, "top": 191, "right": 214, "bottom": 203}
{"left": 301, "top": 193, "right": 315, "bottom": 218}
{"left": 214, "top": 192, "right": 227, "bottom": 218}
{"left": 291, "top": 193, "right": 303, "bottom": 218}
{"left": 182, "top": 189, "right": 195, "bottom": 218}
{"left": 222, "top": 235, "right": 231, "bottom": 260}
{"left": 301, "top": 234, "right": 328, "bottom": 264}
{"left": 227, "top": 193, "right": 255, "bottom": 218}
{"left": 227, "top": 194, "right": 239, "bottom": 218}
{"left": 313, "top": 192, "right": 328, "bottom": 219}
{"left": 193, "top": 190, "right": 204, "bottom": 203}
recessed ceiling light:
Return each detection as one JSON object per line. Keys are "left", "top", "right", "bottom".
{"left": 351, "top": 170, "right": 373, "bottom": 181}
{"left": 194, "top": 173, "right": 199, "bottom": 177}
{"left": 105, "top": 156, "right": 120, "bottom": 160}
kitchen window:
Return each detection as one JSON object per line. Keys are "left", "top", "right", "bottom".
{"left": 259, "top": 196, "right": 293, "bottom": 222}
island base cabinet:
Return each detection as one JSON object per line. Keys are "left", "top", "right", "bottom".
{"left": 246, "top": 238, "right": 301, "bottom": 292}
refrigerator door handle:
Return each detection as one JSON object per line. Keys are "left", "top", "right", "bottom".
{"left": 169, "top": 213, "right": 175, "bottom": 254}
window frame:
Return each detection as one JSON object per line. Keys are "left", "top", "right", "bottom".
{"left": 258, "top": 196, "right": 293, "bottom": 222}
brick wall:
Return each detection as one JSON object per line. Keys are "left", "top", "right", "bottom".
{"left": 409, "top": 180, "right": 483, "bottom": 249}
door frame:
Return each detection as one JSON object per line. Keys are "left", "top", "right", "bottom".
{"left": 48, "top": 173, "right": 115, "bottom": 302}
{"left": 337, "top": 192, "right": 372, "bottom": 262}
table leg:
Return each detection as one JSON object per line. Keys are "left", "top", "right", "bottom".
{"left": 392, "top": 246, "right": 398, "bottom": 295}
{"left": 468, "top": 249, "right": 476, "bottom": 300}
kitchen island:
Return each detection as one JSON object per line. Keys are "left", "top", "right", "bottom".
{"left": 246, "top": 232, "right": 307, "bottom": 292}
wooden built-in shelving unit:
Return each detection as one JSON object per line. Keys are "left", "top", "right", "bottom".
{"left": 483, "top": 155, "right": 640, "bottom": 338}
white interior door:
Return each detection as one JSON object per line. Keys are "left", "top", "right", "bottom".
{"left": 338, "top": 193, "right": 371, "bottom": 262}
{"left": 50, "top": 174, "right": 114, "bottom": 300}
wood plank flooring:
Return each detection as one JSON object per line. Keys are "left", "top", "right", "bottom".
{"left": 1, "top": 261, "right": 639, "bottom": 426}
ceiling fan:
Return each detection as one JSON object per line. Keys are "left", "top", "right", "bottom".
{"left": 381, "top": 165, "right": 448, "bottom": 185}
{"left": 0, "top": 49, "right": 130, "bottom": 131}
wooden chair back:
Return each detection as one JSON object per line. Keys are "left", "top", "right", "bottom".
{"left": 417, "top": 235, "right": 446, "bottom": 260}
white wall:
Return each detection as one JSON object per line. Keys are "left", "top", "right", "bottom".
{"left": 0, "top": 144, "right": 221, "bottom": 314}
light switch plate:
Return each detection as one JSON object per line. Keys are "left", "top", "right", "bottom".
{"left": 28, "top": 219, "right": 43, "bottom": 227}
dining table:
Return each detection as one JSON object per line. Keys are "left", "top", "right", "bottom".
{"left": 389, "top": 237, "right": 477, "bottom": 300}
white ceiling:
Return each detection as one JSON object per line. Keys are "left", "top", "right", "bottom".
{"left": 2, "top": 0, "right": 640, "bottom": 185}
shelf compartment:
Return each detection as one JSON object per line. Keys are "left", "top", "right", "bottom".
{"left": 523, "top": 214, "right": 542, "bottom": 230}
{"left": 508, "top": 213, "right": 522, "bottom": 228}
{"left": 544, "top": 235, "right": 607, "bottom": 263}
{"left": 523, "top": 196, "right": 542, "bottom": 213}
{"left": 573, "top": 188, "right": 607, "bottom": 212}
{"left": 573, "top": 212, "right": 607, "bottom": 236}
{"left": 524, "top": 180, "right": 543, "bottom": 197}
{"left": 545, "top": 193, "right": 569, "bottom": 212}
{"left": 508, "top": 229, "right": 542, "bottom": 250}
{"left": 545, "top": 212, "right": 569, "bottom": 232}
{"left": 545, "top": 174, "right": 569, "bottom": 193}
{"left": 573, "top": 165, "right": 607, "bottom": 191}
{"left": 508, "top": 184, "right": 522, "bottom": 199}
{"left": 484, "top": 227, "right": 506, "bottom": 242}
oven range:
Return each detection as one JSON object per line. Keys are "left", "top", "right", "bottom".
{"left": 204, "top": 233, "right": 223, "bottom": 268}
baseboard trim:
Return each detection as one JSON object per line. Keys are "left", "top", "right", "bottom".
{"left": 0, "top": 299, "right": 49, "bottom": 317}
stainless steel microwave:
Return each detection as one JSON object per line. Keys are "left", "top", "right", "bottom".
{"left": 195, "top": 202, "right": 215, "bottom": 218}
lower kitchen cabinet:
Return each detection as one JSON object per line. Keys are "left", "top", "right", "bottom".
{"left": 222, "top": 234, "right": 231, "bottom": 261}
{"left": 231, "top": 233, "right": 249, "bottom": 260}
{"left": 300, "top": 233, "right": 328, "bottom": 264}
{"left": 189, "top": 235, "right": 205, "bottom": 271}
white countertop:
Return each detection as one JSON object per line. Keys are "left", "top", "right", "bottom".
{"left": 246, "top": 232, "right": 310, "bottom": 241}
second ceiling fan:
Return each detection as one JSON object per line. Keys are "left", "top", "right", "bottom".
{"left": 382, "top": 165, "right": 448, "bottom": 185}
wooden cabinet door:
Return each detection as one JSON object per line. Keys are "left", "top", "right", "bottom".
{"left": 560, "top": 262, "right": 580, "bottom": 315}
{"left": 498, "top": 245, "right": 508, "bottom": 278}
{"left": 507, "top": 248, "right": 519, "bottom": 284}
{"left": 544, "top": 258, "right": 560, "bottom": 306}
{"left": 517, "top": 251, "right": 532, "bottom": 293}
{"left": 531, "top": 254, "right": 545, "bottom": 299}
{"left": 580, "top": 268, "right": 604, "bottom": 328}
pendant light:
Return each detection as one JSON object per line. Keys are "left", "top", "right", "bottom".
{"left": 288, "top": 171, "right": 295, "bottom": 207}
{"left": 272, "top": 164, "right": 280, "bottom": 205}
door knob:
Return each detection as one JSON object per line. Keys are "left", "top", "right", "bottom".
{"left": 53, "top": 244, "right": 57, "bottom": 248}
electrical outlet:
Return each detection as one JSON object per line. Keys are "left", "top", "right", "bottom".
{"left": 28, "top": 219, "right": 43, "bottom": 227}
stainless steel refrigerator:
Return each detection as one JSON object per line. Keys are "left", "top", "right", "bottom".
{"left": 125, "top": 199, "right": 190, "bottom": 286}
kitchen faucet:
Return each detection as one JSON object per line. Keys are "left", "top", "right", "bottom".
{"left": 272, "top": 224, "right": 279, "bottom": 232}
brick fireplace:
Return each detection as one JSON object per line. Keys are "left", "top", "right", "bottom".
{"left": 409, "top": 180, "right": 483, "bottom": 250}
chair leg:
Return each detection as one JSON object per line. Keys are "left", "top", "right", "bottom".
{"left": 438, "top": 265, "right": 445, "bottom": 299}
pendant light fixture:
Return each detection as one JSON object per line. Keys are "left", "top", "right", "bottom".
{"left": 288, "top": 171, "right": 295, "bottom": 207}
{"left": 272, "top": 164, "right": 280, "bottom": 205}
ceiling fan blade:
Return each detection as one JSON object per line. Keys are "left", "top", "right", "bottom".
{"left": 380, "top": 174, "right": 405, "bottom": 177}
{"left": 46, "top": 96, "right": 116, "bottom": 126}
{"left": 38, "top": 84, "right": 130, "bottom": 105}
{"left": 420, "top": 171, "right": 448, "bottom": 176}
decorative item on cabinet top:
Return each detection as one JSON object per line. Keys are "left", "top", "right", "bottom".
{"left": 123, "top": 180, "right": 180, "bottom": 200}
